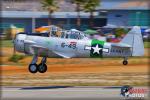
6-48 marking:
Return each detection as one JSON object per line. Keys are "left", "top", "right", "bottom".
{"left": 61, "top": 42, "right": 77, "bottom": 49}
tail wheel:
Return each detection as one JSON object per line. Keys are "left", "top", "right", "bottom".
{"left": 123, "top": 61, "right": 128, "bottom": 65}
{"left": 28, "top": 64, "right": 38, "bottom": 73}
{"left": 38, "top": 63, "right": 47, "bottom": 73}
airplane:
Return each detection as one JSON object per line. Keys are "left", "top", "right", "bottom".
{"left": 13, "top": 26, "right": 144, "bottom": 73}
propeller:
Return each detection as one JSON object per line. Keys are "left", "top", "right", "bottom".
{"left": 12, "top": 34, "right": 17, "bottom": 55}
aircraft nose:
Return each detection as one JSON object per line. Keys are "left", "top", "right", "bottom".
{"left": 13, "top": 33, "right": 17, "bottom": 47}
{"left": 13, "top": 33, "right": 26, "bottom": 53}
{"left": 12, "top": 33, "right": 19, "bottom": 53}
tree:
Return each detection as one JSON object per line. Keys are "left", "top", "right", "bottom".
{"left": 83, "top": 0, "right": 99, "bottom": 28}
{"left": 115, "top": 28, "right": 128, "bottom": 38}
{"left": 41, "top": 0, "right": 59, "bottom": 25}
{"left": 71, "top": 0, "right": 86, "bottom": 29}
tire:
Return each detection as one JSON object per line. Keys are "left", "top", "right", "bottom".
{"left": 123, "top": 61, "right": 128, "bottom": 65}
{"left": 28, "top": 64, "right": 38, "bottom": 73}
{"left": 38, "top": 63, "right": 47, "bottom": 73}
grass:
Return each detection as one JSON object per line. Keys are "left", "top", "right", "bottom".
{"left": 1, "top": 40, "right": 13, "bottom": 47}
{"left": 2, "top": 78, "right": 148, "bottom": 86}
{"left": 2, "top": 72, "right": 148, "bottom": 86}
{"left": 8, "top": 54, "right": 26, "bottom": 62}
{"left": 144, "top": 41, "right": 150, "bottom": 48}
{"left": 0, "top": 40, "right": 149, "bottom": 48}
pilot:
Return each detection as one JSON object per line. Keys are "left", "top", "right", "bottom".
{"left": 56, "top": 31, "right": 61, "bottom": 37}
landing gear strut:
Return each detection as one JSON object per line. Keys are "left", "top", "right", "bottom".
{"left": 123, "top": 57, "right": 128, "bottom": 65}
{"left": 28, "top": 56, "right": 47, "bottom": 73}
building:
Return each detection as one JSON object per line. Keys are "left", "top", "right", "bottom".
{"left": 1, "top": 0, "right": 106, "bottom": 33}
{"left": 97, "top": 0, "right": 150, "bottom": 28}
{"left": 1, "top": 0, "right": 150, "bottom": 34}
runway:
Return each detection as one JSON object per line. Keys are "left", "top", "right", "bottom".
{"left": 1, "top": 86, "right": 149, "bottom": 100}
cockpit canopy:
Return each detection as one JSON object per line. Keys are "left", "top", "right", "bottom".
{"left": 33, "top": 25, "right": 88, "bottom": 40}
{"left": 50, "top": 29, "right": 87, "bottom": 40}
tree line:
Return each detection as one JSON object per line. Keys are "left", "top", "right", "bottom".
{"left": 41, "top": 0, "right": 100, "bottom": 28}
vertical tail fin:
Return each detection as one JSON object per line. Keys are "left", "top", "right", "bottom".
{"left": 121, "top": 26, "right": 144, "bottom": 56}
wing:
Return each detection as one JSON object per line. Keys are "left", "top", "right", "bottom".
{"left": 29, "top": 45, "right": 73, "bottom": 58}
{"left": 24, "top": 40, "right": 36, "bottom": 44}
{"left": 53, "top": 51, "right": 75, "bottom": 58}
{"left": 31, "top": 45, "right": 48, "bottom": 49}
{"left": 29, "top": 45, "right": 49, "bottom": 55}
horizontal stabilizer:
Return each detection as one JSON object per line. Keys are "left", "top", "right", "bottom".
{"left": 111, "top": 43, "right": 131, "bottom": 48}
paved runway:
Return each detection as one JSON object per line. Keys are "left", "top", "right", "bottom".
{"left": 1, "top": 86, "right": 149, "bottom": 100}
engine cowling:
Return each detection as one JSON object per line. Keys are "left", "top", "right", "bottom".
{"left": 14, "top": 33, "right": 26, "bottom": 53}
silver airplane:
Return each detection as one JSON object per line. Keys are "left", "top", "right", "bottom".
{"left": 14, "top": 26, "right": 144, "bottom": 73}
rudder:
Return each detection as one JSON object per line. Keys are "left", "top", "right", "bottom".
{"left": 121, "top": 26, "right": 144, "bottom": 56}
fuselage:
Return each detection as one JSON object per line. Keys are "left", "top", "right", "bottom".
{"left": 13, "top": 26, "right": 144, "bottom": 73}
{"left": 14, "top": 34, "right": 132, "bottom": 58}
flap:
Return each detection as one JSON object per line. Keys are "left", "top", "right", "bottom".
{"left": 53, "top": 51, "right": 75, "bottom": 58}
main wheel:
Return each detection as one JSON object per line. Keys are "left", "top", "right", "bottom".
{"left": 123, "top": 60, "right": 128, "bottom": 65}
{"left": 38, "top": 63, "right": 47, "bottom": 73}
{"left": 28, "top": 64, "right": 38, "bottom": 73}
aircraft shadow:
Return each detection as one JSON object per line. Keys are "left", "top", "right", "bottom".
{"left": 102, "top": 86, "right": 122, "bottom": 89}
{"left": 20, "top": 86, "right": 73, "bottom": 90}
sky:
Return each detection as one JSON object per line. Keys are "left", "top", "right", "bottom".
{"left": 97, "top": 0, "right": 150, "bottom": 10}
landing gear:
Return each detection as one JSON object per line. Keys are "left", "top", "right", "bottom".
{"left": 28, "top": 64, "right": 38, "bottom": 73}
{"left": 38, "top": 57, "right": 47, "bottom": 73}
{"left": 38, "top": 63, "right": 47, "bottom": 73}
{"left": 28, "top": 55, "right": 38, "bottom": 73}
{"left": 123, "top": 60, "right": 128, "bottom": 65}
{"left": 123, "top": 57, "right": 128, "bottom": 65}
{"left": 28, "top": 56, "right": 47, "bottom": 73}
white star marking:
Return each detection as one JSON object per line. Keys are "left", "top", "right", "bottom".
{"left": 92, "top": 44, "right": 102, "bottom": 54}
{"left": 85, "top": 45, "right": 109, "bottom": 53}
